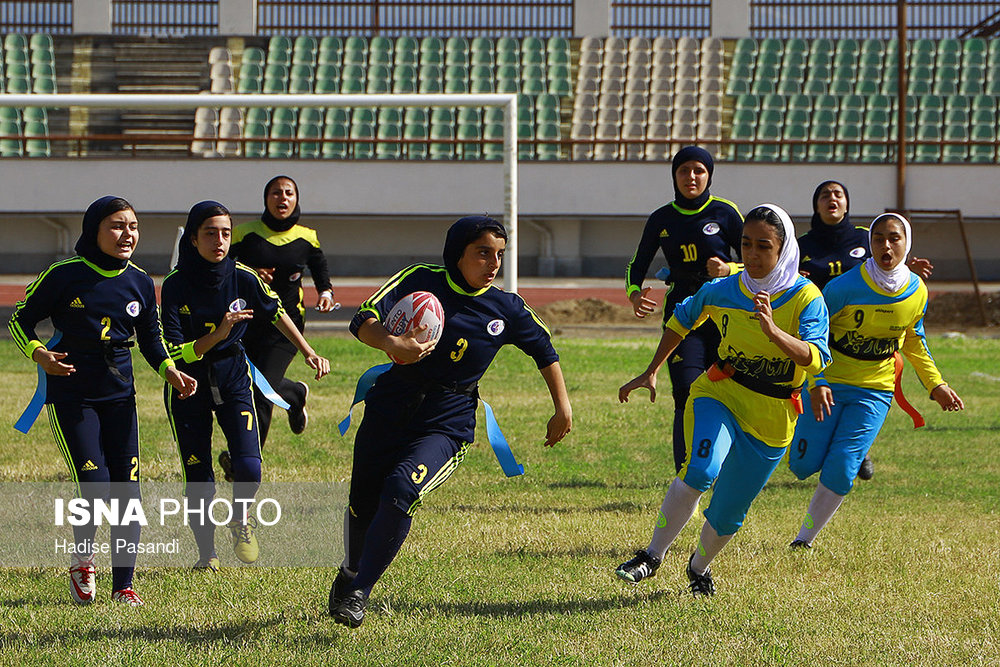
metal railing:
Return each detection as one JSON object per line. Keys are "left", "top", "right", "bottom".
{"left": 750, "top": 0, "right": 1000, "bottom": 39}
{"left": 0, "top": 0, "right": 72, "bottom": 33}
{"left": 611, "top": 0, "right": 711, "bottom": 38}
{"left": 112, "top": 0, "right": 219, "bottom": 36}
{"left": 257, "top": 0, "right": 575, "bottom": 36}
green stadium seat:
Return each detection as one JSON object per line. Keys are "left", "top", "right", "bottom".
{"left": 481, "top": 123, "right": 503, "bottom": 161}
{"left": 32, "top": 77, "right": 56, "bottom": 94}
{"left": 861, "top": 124, "right": 889, "bottom": 162}
{"left": 777, "top": 79, "right": 802, "bottom": 96}
{"left": 470, "top": 78, "right": 494, "bottom": 93}
{"left": 918, "top": 108, "right": 942, "bottom": 126}
{"left": 237, "top": 77, "right": 261, "bottom": 94}
{"left": 265, "top": 63, "right": 288, "bottom": 82}
{"left": 733, "top": 38, "right": 757, "bottom": 57}
{"left": 316, "top": 49, "right": 341, "bottom": 67}
{"left": 812, "top": 108, "right": 836, "bottom": 127}
{"left": 0, "top": 120, "right": 23, "bottom": 157}
{"left": 376, "top": 123, "right": 402, "bottom": 160}
{"left": 263, "top": 78, "right": 287, "bottom": 94}
{"left": 319, "top": 36, "right": 343, "bottom": 58}
{"left": 299, "top": 107, "right": 323, "bottom": 126}
{"left": 807, "top": 121, "right": 835, "bottom": 161}
{"left": 458, "top": 123, "right": 482, "bottom": 160}
{"left": 322, "top": 122, "right": 349, "bottom": 159}
{"left": 470, "top": 49, "right": 494, "bottom": 67}
{"left": 368, "top": 50, "right": 392, "bottom": 67}
{"left": 404, "top": 107, "right": 429, "bottom": 127}
{"left": 854, "top": 79, "right": 877, "bottom": 95}
{"left": 870, "top": 94, "right": 893, "bottom": 112}
{"left": 315, "top": 77, "right": 339, "bottom": 94}
{"left": 246, "top": 107, "right": 270, "bottom": 127}
{"left": 803, "top": 79, "right": 827, "bottom": 94}
{"left": 243, "top": 122, "right": 267, "bottom": 157}
{"left": 732, "top": 108, "right": 757, "bottom": 125}
{"left": 289, "top": 63, "right": 313, "bottom": 82}
{"left": 942, "top": 124, "right": 969, "bottom": 162}
{"left": 759, "top": 38, "right": 783, "bottom": 55}
{"left": 316, "top": 61, "right": 339, "bottom": 81}
{"left": 735, "top": 93, "right": 760, "bottom": 111}
{"left": 761, "top": 93, "right": 785, "bottom": 111}
{"left": 959, "top": 77, "right": 984, "bottom": 96}
{"left": 756, "top": 62, "right": 779, "bottom": 82}
{"left": 782, "top": 121, "right": 808, "bottom": 161}
{"left": 840, "top": 108, "right": 862, "bottom": 127}
{"left": 755, "top": 123, "right": 781, "bottom": 161}
{"left": 4, "top": 48, "right": 28, "bottom": 66}
{"left": 835, "top": 123, "right": 861, "bottom": 161}
{"left": 297, "top": 122, "right": 322, "bottom": 159}
{"left": 729, "top": 121, "right": 754, "bottom": 161}
{"left": 241, "top": 62, "right": 263, "bottom": 81}
{"left": 969, "top": 123, "right": 995, "bottom": 162}
{"left": 807, "top": 50, "right": 831, "bottom": 69}
{"left": 760, "top": 108, "right": 783, "bottom": 126}
{"left": 267, "top": 122, "right": 294, "bottom": 158}
{"left": 272, "top": 107, "right": 297, "bottom": 126}
{"left": 380, "top": 106, "right": 403, "bottom": 127}
{"left": 726, "top": 79, "right": 750, "bottom": 95}
{"left": 342, "top": 48, "right": 366, "bottom": 67}
{"left": 350, "top": 123, "right": 375, "bottom": 159}
{"left": 750, "top": 78, "right": 775, "bottom": 95}
{"left": 404, "top": 123, "right": 428, "bottom": 159}
{"left": 921, "top": 94, "right": 945, "bottom": 112}
{"left": 351, "top": 107, "right": 376, "bottom": 126}
{"left": 914, "top": 124, "right": 942, "bottom": 162}
{"left": 945, "top": 108, "right": 969, "bottom": 126}
{"left": 457, "top": 106, "right": 482, "bottom": 127}
{"left": 536, "top": 122, "right": 560, "bottom": 161}
{"left": 429, "top": 123, "right": 455, "bottom": 160}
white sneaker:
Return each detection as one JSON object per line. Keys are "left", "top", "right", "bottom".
{"left": 111, "top": 587, "right": 144, "bottom": 606}
{"left": 69, "top": 556, "right": 96, "bottom": 605}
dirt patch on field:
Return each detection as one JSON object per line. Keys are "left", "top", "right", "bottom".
{"left": 537, "top": 293, "right": 1000, "bottom": 335}
{"left": 535, "top": 298, "right": 640, "bottom": 325}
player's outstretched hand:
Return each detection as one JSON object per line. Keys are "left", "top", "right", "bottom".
{"left": 810, "top": 385, "right": 835, "bottom": 421}
{"left": 543, "top": 408, "right": 572, "bottom": 447}
{"left": 304, "top": 353, "right": 331, "bottom": 380}
{"left": 166, "top": 367, "right": 198, "bottom": 399}
{"left": 216, "top": 309, "right": 254, "bottom": 338}
{"left": 619, "top": 372, "right": 656, "bottom": 403}
{"left": 909, "top": 256, "right": 934, "bottom": 281}
{"left": 931, "top": 384, "right": 964, "bottom": 412}
{"left": 32, "top": 348, "right": 75, "bottom": 376}
{"left": 629, "top": 287, "right": 657, "bottom": 318}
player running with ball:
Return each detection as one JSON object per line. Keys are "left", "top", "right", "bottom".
{"left": 328, "top": 215, "right": 572, "bottom": 627}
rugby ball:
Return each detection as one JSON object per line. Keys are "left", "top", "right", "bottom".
{"left": 384, "top": 291, "right": 445, "bottom": 364}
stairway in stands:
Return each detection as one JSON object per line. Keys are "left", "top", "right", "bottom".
{"left": 85, "top": 36, "right": 216, "bottom": 156}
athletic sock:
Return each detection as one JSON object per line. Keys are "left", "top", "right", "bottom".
{"left": 690, "top": 522, "right": 733, "bottom": 574}
{"left": 349, "top": 500, "right": 413, "bottom": 596}
{"left": 794, "top": 482, "right": 846, "bottom": 546}
{"left": 647, "top": 477, "right": 703, "bottom": 560}
{"left": 110, "top": 521, "right": 140, "bottom": 591}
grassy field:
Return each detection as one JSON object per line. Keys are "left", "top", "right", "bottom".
{"left": 0, "top": 331, "right": 998, "bottom": 666}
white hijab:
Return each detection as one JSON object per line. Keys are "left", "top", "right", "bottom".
{"left": 740, "top": 203, "right": 801, "bottom": 295}
{"left": 864, "top": 213, "right": 912, "bottom": 294}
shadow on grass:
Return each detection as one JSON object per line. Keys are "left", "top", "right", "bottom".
{"left": 427, "top": 501, "right": 648, "bottom": 515}
{"left": 387, "top": 588, "right": 678, "bottom": 619}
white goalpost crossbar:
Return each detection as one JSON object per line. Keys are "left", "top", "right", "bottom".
{"left": 0, "top": 92, "right": 522, "bottom": 293}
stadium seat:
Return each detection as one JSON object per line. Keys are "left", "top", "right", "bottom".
{"left": 807, "top": 122, "right": 836, "bottom": 162}
{"left": 322, "top": 122, "right": 349, "bottom": 159}
{"left": 755, "top": 124, "right": 781, "bottom": 161}
{"left": 242, "top": 122, "right": 268, "bottom": 158}
{"left": 836, "top": 123, "right": 862, "bottom": 161}
{"left": 969, "top": 123, "right": 995, "bottom": 162}
{"left": 375, "top": 123, "right": 402, "bottom": 160}
{"left": 914, "top": 124, "right": 942, "bottom": 162}
{"left": 0, "top": 119, "right": 23, "bottom": 157}
{"left": 267, "top": 122, "right": 294, "bottom": 159}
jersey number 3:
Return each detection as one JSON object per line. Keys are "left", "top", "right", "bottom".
{"left": 450, "top": 338, "right": 468, "bottom": 362}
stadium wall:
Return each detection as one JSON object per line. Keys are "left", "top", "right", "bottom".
{"left": 2, "top": 160, "right": 999, "bottom": 280}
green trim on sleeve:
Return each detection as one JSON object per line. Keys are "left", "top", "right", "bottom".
{"left": 25, "top": 340, "right": 45, "bottom": 359}
{"left": 180, "top": 341, "right": 202, "bottom": 364}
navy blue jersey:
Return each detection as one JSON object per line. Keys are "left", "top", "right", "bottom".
{"left": 9, "top": 257, "right": 172, "bottom": 403}
{"left": 230, "top": 220, "right": 331, "bottom": 329}
{"left": 160, "top": 262, "right": 284, "bottom": 395}
{"left": 798, "top": 225, "right": 870, "bottom": 290}
{"left": 625, "top": 196, "right": 743, "bottom": 317}
{"left": 350, "top": 263, "right": 559, "bottom": 442}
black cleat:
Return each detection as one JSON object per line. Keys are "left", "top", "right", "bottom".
{"left": 686, "top": 554, "right": 716, "bottom": 597}
{"left": 857, "top": 455, "right": 874, "bottom": 480}
{"left": 288, "top": 381, "right": 309, "bottom": 435}
{"left": 218, "top": 450, "right": 233, "bottom": 483}
{"left": 328, "top": 567, "right": 356, "bottom": 613}
{"left": 615, "top": 549, "right": 661, "bottom": 584}
{"left": 330, "top": 589, "right": 367, "bottom": 628}
{"left": 789, "top": 539, "right": 812, "bottom": 550}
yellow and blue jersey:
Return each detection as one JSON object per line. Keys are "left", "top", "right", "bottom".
{"left": 812, "top": 264, "right": 944, "bottom": 393}
{"left": 667, "top": 274, "right": 831, "bottom": 447}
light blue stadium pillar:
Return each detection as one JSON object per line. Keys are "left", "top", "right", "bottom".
{"left": 220, "top": 0, "right": 257, "bottom": 35}
{"left": 575, "top": 0, "right": 611, "bottom": 37}
{"left": 74, "top": 0, "right": 112, "bottom": 33}
{"left": 711, "top": 0, "right": 751, "bottom": 37}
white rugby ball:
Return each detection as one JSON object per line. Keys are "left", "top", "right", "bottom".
{"left": 384, "top": 291, "right": 445, "bottom": 364}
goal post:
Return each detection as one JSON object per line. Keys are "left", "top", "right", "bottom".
{"left": 0, "top": 92, "right": 521, "bottom": 293}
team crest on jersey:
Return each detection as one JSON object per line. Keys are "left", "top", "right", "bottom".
{"left": 850, "top": 247, "right": 866, "bottom": 258}
{"left": 487, "top": 319, "right": 505, "bottom": 336}
{"left": 289, "top": 272, "right": 302, "bottom": 282}
{"left": 702, "top": 222, "right": 721, "bottom": 235}
{"left": 125, "top": 301, "right": 141, "bottom": 317}
{"left": 229, "top": 298, "right": 247, "bottom": 312}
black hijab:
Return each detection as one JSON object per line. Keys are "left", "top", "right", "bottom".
{"left": 443, "top": 215, "right": 508, "bottom": 293}
{"left": 671, "top": 145, "right": 714, "bottom": 210}
{"left": 809, "top": 180, "right": 853, "bottom": 246}
{"left": 176, "top": 200, "right": 236, "bottom": 290}
{"left": 75, "top": 195, "right": 134, "bottom": 271}
{"left": 261, "top": 175, "right": 301, "bottom": 232}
